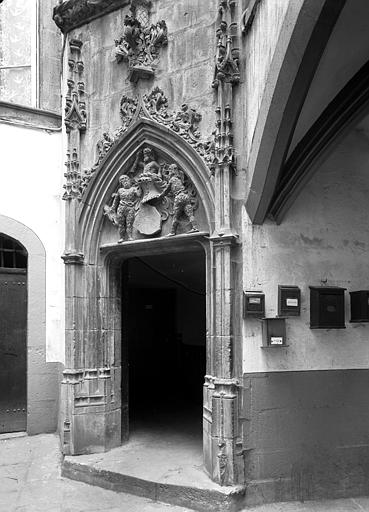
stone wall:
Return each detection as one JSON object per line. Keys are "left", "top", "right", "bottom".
{"left": 241, "top": 369, "right": 369, "bottom": 506}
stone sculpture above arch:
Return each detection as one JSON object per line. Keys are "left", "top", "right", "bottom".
{"left": 78, "top": 117, "right": 215, "bottom": 262}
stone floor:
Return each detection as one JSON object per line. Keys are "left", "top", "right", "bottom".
{"left": 0, "top": 432, "right": 192, "bottom": 512}
{"left": 1, "top": 432, "right": 369, "bottom": 512}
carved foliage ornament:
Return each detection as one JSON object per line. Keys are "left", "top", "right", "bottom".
{"left": 115, "top": 1, "right": 168, "bottom": 83}
{"left": 103, "top": 146, "right": 199, "bottom": 242}
{"left": 213, "top": 1, "right": 240, "bottom": 88}
{"left": 80, "top": 87, "right": 215, "bottom": 195}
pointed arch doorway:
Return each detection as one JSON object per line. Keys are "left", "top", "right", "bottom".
{"left": 62, "top": 115, "right": 242, "bottom": 486}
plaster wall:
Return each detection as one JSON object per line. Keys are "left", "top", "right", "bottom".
{"left": 68, "top": 0, "right": 218, "bottom": 174}
{"left": 242, "top": 122, "right": 369, "bottom": 373}
{"left": 0, "top": 123, "right": 65, "bottom": 363}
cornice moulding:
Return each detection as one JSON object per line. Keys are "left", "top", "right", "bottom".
{"left": 53, "top": 0, "right": 130, "bottom": 33}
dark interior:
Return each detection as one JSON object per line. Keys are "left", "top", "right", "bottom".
{"left": 122, "top": 249, "right": 206, "bottom": 438}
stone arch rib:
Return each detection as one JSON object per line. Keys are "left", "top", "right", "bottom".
{"left": 245, "top": 0, "right": 346, "bottom": 225}
{"left": 79, "top": 118, "right": 215, "bottom": 263}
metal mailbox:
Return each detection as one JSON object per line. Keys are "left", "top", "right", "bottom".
{"left": 309, "top": 286, "right": 346, "bottom": 329}
{"left": 261, "top": 317, "right": 287, "bottom": 347}
{"left": 243, "top": 292, "right": 265, "bottom": 318}
{"left": 350, "top": 290, "right": 369, "bottom": 323}
{"left": 278, "top": 285, "right": 301, "bottom": 317}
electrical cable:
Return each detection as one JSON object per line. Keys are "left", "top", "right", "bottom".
{"left": 132, "top": 256, "right": 205, "bottom": 296}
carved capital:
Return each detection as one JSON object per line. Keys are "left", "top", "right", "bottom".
{"left": 209, "top": 232, "right": 239, "bottom": 247}
{"left": 62, "top": 369, "right": 84, "bottom": 384}
{"left": 212, "top": 377, "right": 239, "bottom": 398}
{"left": 61, "top": 252, "right": 84, "bottom": 265}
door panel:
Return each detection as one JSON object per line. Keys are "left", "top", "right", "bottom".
{"left": 0, "top": 271, "right": 27, "bottom": 433}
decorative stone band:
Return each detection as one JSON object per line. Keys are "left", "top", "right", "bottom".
{"left": 62, "top": 367, "right": 112, "bottom": 409}
{"left": 62, "top": 367, "right": 111, "bottom": 383}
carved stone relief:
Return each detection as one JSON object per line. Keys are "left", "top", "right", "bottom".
{"left": 213, "top": 0, "right": 240, "bottom": 88}
{"left": 115, "top": 1, "right": 168, "bottom": 83}
{"left": 103, "top": 146, "right": 199, "bottom": 242}
{"left": 80, "top": 87, "right": 213, "bottom": 196}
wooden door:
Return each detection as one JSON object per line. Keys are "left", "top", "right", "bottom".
{"left": 0, "top": 270, "right": 27, "bottom": 433}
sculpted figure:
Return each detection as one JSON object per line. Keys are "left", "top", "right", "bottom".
{"left": 135, "top": 147, "right": 166, "bottom": 203}
{"left": 164, "top": 164, "right": 199, "bottom": 236}
{"left": 104, "top": 174, "right": 141, "bottom": 242}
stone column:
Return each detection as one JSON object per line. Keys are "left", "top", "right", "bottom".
{"left": 61, "top": 37, "right": 121, "bottom": 455}
{"left": 203, "top": 0, "right": 244, "bottom": 486}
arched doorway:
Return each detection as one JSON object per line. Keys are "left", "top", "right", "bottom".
{"left": 62, "top": 116, "right": 242, "bottom": 486}
{"left": 0, "top": 233, "right": 27, "bottom": 433}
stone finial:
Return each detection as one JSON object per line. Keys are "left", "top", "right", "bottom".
{"left": 115, "top": 4, "right": 168, "bottom": 83}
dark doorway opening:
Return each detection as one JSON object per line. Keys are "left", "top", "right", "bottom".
{"left": 0, "top": 234, "right": 27, "bottom": 433}
{"left": 122, "top": 248, "right": 206, "bottom": 443}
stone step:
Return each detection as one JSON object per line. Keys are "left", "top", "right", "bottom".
{"left": 62, "top": 458, "right": 246, "bottom": 512}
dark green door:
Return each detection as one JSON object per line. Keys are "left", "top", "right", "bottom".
{"left": 0, "top": 269, "right": 27, "bottom": 433}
